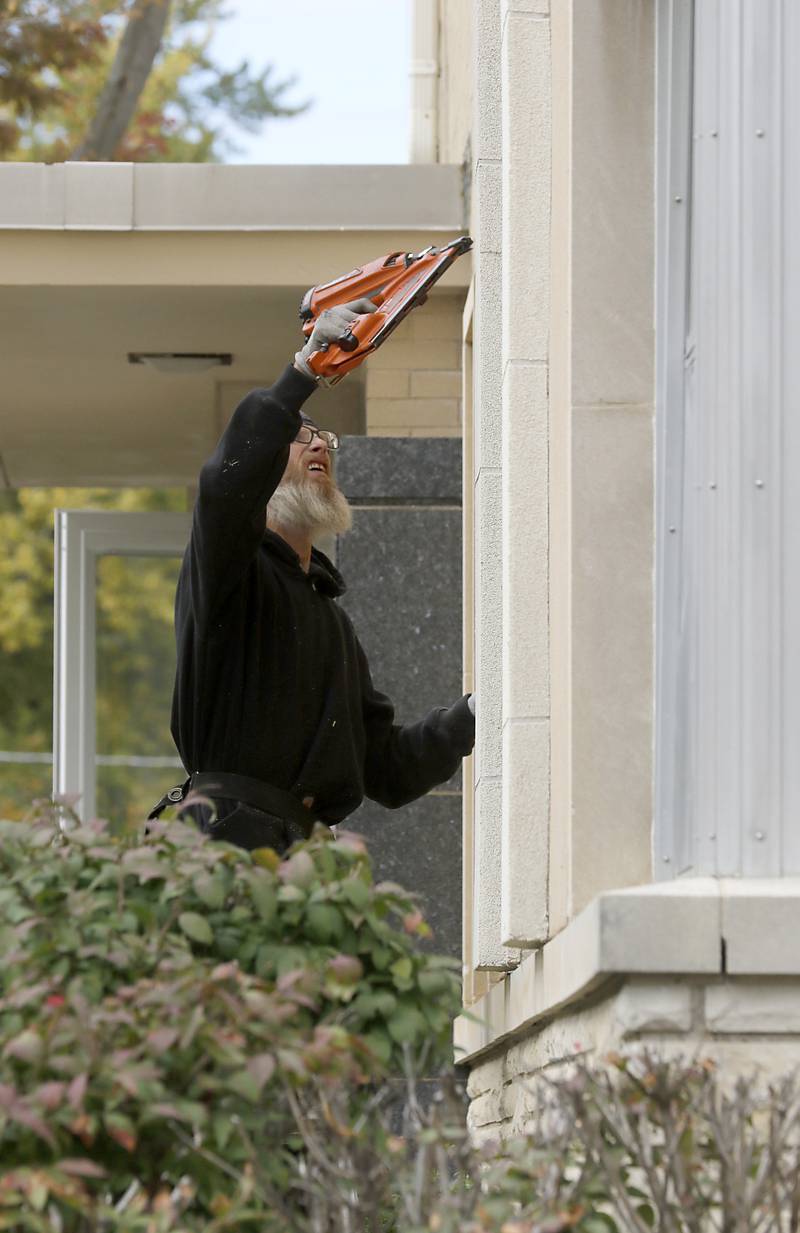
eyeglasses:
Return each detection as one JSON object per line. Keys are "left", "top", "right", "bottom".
{"left": 295, "top": 425, "right": 340, "bottom": 450}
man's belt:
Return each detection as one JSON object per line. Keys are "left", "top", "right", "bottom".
{"left": 148, "top": 770, "right": 317, "bottom": 839}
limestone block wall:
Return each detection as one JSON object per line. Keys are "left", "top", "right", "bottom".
{"left": 466, "top": 976, "right": 800, "bottom": 1144}
{"left": 365, "top": 293, "right": 464, "bottom": 438}
{"left": 458, "top": 0, "right": 655, "bottom": 988}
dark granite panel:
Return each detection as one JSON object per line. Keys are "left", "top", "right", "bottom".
{"left": 330, "top": 438, "right": 467, "bottom": 960}
{"left": 344, "top": 792, "right": 462, "bottom": 958}
{"left": 337, "top": 436, "right": 462, "bottom": 503}
{"left": 336, "top": 507, "right": 463, "bottom": 791}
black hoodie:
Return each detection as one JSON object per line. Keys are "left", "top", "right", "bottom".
{"left": 170, "top": 363, "right": 475, "bottom": 825}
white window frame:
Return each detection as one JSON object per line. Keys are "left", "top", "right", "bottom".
{"left": 53, "top": 510, "right": 191, "bottom": 822}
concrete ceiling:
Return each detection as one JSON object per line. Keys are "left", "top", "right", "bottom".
{"left": 0, "top": 283, "right": 366, "bottom": 488}
{"left": 0, "top": 164, "right": 470, "bottom": 489}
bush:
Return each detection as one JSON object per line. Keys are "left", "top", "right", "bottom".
{"left": 4, "top": 814, "right": 799, "bottom": 1231}
{"left": 0, "top": 811, "right": 460, "bottom": 1230}
{"left": 368, "top": 1051, "right": 800, "bottom": 1233}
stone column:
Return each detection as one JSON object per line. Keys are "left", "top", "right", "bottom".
{"left": 548, "top": 0, "right": 654, "bottom": 929}
{"left": 499, "top": 0, "right": 551, "bottom": 948}
{"left": 471, "top": 0, "right": 518, "bottom": 969}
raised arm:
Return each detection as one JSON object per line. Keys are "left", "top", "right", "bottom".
{"left": 190, "top": 365, "right": 316, "bottom": 621}
{"left": 357, "top": 639, "right": 475, "bottom": 809}
{"left": 189, "top": 298, "right": 379, "bottom": 622}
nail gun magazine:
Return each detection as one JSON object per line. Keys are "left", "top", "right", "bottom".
{"left": 299, "top": 236, "right": 473, "bottom": 383}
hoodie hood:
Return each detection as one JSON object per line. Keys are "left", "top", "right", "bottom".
{"left": 262, "top": 529, "right": 346, "bottom": 598}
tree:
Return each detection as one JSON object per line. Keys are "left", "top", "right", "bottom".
{"left": 0, "top": 0, "right": 111, "bottom": 157}
{"left": 73, "top": 0, "right": 174, "bottom": 160}
{"left": 1, "top": 0, "right": 310, "bottom": 163}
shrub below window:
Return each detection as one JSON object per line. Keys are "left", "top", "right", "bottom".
{"left": 2, "top": 814, "right": 800, "bottom": 1231}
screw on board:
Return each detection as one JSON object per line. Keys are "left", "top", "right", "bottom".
{"left": 754, "top": 830, "right": 765, "bottom": 841}
{"left": 756, "top": 129, "right": 765, "bottom": 137}
{"left": 709, "top": 482, "right": 717, "bottom": 489}
{"left": 674, "top": 195, "right": 683, "bottom": 203}
{"left": 668, "top": 526, "right": 677, "bottom": 534}
{"left": 755, "top": 479, "right": 765, "bottom": 488}
{"left": 711, "top": 130, "right": 718, "bottom": 137}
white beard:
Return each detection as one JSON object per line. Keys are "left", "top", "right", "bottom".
{"left": 267, "top": 476, "right": 353, "bottom": 539}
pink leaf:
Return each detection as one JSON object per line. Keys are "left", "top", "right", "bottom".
{"left": 33, "top": 1081, "right": 66, "bottom": 1111}
{"left": 246, "top": 1053, "right": 276, "bottom": 1093}
{"left": 146, "top": 1027, "right": 178, "bottom": 1054}
{"left": 67, "top": 1073, "right": 88, "bottom": 1110}
{"left": 57, "top": 1158, "right": 107, "bottom": 1179}
{"left": 12, "top": 1106, "right": 56, "bottom": 1147}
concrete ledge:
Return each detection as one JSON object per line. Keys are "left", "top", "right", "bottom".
{"left": 720, "top": 879, "right": 800, "bottom": 975}
{"left": 0, "top": 163, "right": 466, "bottom": 232}
{"left": 455, "top": 878, "right": 800, "bottom": 1063}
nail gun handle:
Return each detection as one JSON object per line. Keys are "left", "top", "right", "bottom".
{"left": 337, "top": 330, "right": 359, "bottom": 353}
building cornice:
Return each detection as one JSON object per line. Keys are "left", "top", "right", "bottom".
{"left": 0, "top": 163, "right": 466, "bottom": 233}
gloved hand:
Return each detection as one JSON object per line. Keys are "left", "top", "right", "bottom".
{"left": 294, "top": 298, "right": 379, "bottom": 381}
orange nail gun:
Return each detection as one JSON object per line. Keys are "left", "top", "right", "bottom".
{"left": 299, "top": 235, "right": 473, "bottom": 383}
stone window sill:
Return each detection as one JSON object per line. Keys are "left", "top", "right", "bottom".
{"left": 455, "top": 877, "right": 800, "bottom": 1064}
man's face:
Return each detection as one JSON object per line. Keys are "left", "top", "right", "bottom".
{"left": 267, "top": 418, "right": 352, "bottom": 538}
{"left": 281, "top": 426, "right": 336, "bottom": 493}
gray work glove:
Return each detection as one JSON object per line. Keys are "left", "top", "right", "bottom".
{"left": 294, "top": 298, "right": 379, "bottom": 381}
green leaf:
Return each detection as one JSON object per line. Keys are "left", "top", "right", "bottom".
{"left": 370, "top": 944, "right": 393, "bottom": 970}
{"left": 387, "top": 1006, "right": 426, "bottom": 1045}
{"left": 193, "top": 872, "right": 226, "bottom": 909}
{"left": 248, "top": 873, "right": 277, "bottom": 924}
{"left": 214, "top": 1113, "right": 234, "bottom": 1151}
{"left": 178, "top": 911, "right": 213, "bottom": 945}
{"left": 228, "top": 1068, "right": 260, "bottom": 1102}
{"left": 305, "top": 903, "right": 344, "bottom": 944}
{"left": 418, "top": 968, "right": 456, "bottom": 997}
{"left": 583, "top": 1216, "right": 619, "bottom": 1233}
{"left": 352, "top": 990, "right": 397, "bottom": 1019}
{"left": 341, "top": 877, "right": 370, "bottom": 911}
{"left": 362, "top": 1030, "right": 392, "bottom": 1065}
{"left": 28, "top": 1176, "right": 48, "bottom": 1212}
{"left": 389, "top": 956, "right": 413, "bottom": 987}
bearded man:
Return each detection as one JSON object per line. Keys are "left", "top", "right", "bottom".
{"left": 150, "top": 299, "right": 476, "bottom": 854}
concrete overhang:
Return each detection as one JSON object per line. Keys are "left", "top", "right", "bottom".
{"left": 0, "top": 163, "right": 470, "bottom": 488}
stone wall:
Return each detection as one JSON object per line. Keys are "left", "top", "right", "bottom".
{"left": 466, "top": 976, "right": 800, "bottom": 1144}
{"left": 334, "top": 436, "right": 465, "bottom": 958}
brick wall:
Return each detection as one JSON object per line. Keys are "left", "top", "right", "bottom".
{"left": 365, "top": 293, "right": 464, "bottom": 437}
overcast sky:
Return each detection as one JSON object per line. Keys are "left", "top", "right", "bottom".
{"left": 208, "top": 0, "right": 413, "bottom": 164}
